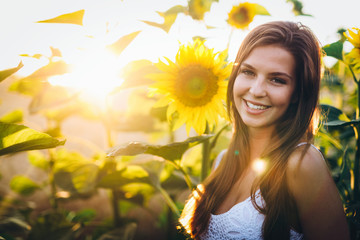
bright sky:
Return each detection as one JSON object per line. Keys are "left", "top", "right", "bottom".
{"left": 0, "top": 0, "right": 359, "bottom": 92}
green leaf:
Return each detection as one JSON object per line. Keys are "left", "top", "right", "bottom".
{"left": 71, "top": 209, "right": 96, "bottom": 223}
{"left": 36, "top": 10, "right": 85, "bottom": 26}
{"left": 253, "top": 3, "right": 270, "bottom": 16}
{"left": 53, "top": 149, "right": 98, "bottom": 194}
{"left": 0, "top": 122, "right": 65, "bottom": 156}
{"left": 106, "top": 31, "right": 141, "bottom": 55}
{"left": 324, "top": 119, "right": 360, "bottom": 127}
{"left": 0, "top": 62, "right": 23, "bottom": 83}
{"left": 320, "top": 104, "right": 348, "bottom": 123}
{"left": 28, "top": 151, "right": 50, "bottom": 170}
{"left": 323, "top": 40, "right": 344, "bottom": 61}
{"left": 10, "top": 175, "right": 40, "bottom": 196}
{"left": 286, "top": 0, "right": 312, "bottom": 16}
{"left": 142, "top": 5, "right": 185, "bottom": 32}
{"left": 9, "top": 60, "right": 69, "bottom": 96}
{"left": 0, "top": 109, "right": 23, "bottom": 124}
{"left": 97, "top": 170, "right": 150, "bottom": 189}
{"left": 107, "top": 134, "right": 213, "bottom": 161}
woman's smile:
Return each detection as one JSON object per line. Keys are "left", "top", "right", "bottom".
{"left": 233, "top": 45, "right": 296, "bottom": 130}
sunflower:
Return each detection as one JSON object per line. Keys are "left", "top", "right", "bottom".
{"left": 227, "top": 2, "right": 256, "bottom": 29}
{"left": 149, "top": 39, "right": 232, "bottom": 134}
{"left": 188, "top": 0, "right": 212, "bottom": 20}
{"left": 344, "top": 28, "right": 360, "bottom": 72}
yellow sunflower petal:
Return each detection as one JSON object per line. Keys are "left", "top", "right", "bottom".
{"left": 150, "top": 39, "right": 232, "bottom": 135}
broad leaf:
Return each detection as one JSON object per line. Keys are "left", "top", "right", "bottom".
{"left": 9, "top": 60, "right": 69, "bottom": 96}
{"left": 107, "top": 134, "right": 213, "bottom": 161}
{"left": 320, "top": 104, "right": 349, "bottom": 123}
{"left": 97, "top": 170, "right": 150, "bottom": 189}
{"left": 36, "top": 10, "right": 85, "bottom": 26}
{"left": 106, "top": 31, "right": 141, "bottom": 55}
{"left": 28, "top": 151, "right": 50, "bottom": 170}
{"left": 53, "top": 149, "right": 98, "bottom": 194}
{"left": 0, "top": 123, "right": 65, "bottom": 156}
{"left": 10, "top": 175, "right": 40, "bottom": 196}
{"left": 323, "top": 40, "right": 344, "bottom": 61}
{"left": 0, "top": 62, "right": 23, "bottom": 83}
{"left": 0, "top": 109, "right": 23, "bottom": 124}
{"left": 324, "top": 119, "right": 360, "bottom": 127}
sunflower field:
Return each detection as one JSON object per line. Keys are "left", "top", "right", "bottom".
{"left": 0, "top": 0, "right": 359, "bottom": 239}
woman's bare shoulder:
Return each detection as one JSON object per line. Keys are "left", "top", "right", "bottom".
{"left": 286, "top": 143, "right": 350, "bottom": 239}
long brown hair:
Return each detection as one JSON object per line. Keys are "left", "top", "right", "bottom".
{"left": 179, "top": 21, "right": 322, "bottom": 239}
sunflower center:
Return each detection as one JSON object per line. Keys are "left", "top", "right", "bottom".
{"left": 234, "top": 7, "right": 249, "bottom": 24}
{"left": 175, "top": 64, "right": 219, "bottom": 107}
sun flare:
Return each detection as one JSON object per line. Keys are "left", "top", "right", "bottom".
{"left": 48, "top": 47, "right": 124, "bottom": 106}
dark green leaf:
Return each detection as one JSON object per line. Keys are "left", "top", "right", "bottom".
{"left": 71, "top": 209, "right": 96, "bottom": 223}
{"left": 0, "top": 62, "right": 23, "bottom": 83}
{"left": 36, "top": 10, "right": 85, "bottom": 26}
{"left": 107, "top": 134, "right": 213, "bottom": 161}
{"left": 324, "top": 119, "right": 360, "bottom": 127}
{"left": 0, "top": 109, "right": 23, "bottom": 124}
{"left": 0, "top": 122, "right": 65, "bottom": 156}
{"left": 286, "top": 0, "right": 312, "bottom": 16}
{"left": 106, "top": 31, "right": 141, "bottom": 55}
{"left": 323, "top": 40, "right": 343, "bottom": 61}
{"left": 10, "top": 175, "right": 40, "bottom": 196}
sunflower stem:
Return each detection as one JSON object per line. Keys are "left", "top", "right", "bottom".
{"left": 201, "top": 124, "right": 211, "bottom": 181}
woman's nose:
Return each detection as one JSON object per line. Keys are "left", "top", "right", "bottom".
{"left": 249, "top": 78, "right": 266, "bottom": 97}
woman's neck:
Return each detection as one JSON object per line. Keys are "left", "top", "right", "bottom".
{"left": 248, "top": 126, "right": 275, "bottom": 160}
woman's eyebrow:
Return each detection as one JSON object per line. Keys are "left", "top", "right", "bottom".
{"left": 241, "top": 62, "right": 294, "bottom": 80}
{"left": 240, "top": 63, "right": 255, "bottom": 69}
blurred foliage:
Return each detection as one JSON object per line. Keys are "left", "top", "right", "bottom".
{"left": 0, "top": 1, "right": 359, "bottom": 240}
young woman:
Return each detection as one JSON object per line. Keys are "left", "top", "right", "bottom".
{"left": 179, "top": 21, "right": 350, "bottom": 240}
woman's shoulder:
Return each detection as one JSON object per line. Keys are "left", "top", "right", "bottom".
{"left": 287, "top": 143, "right": 327, "bottom": 178}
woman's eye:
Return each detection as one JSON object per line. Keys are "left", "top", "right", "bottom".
{"left": 240, "top": 69, "right": 255, "bottom": 76}
{"left": 271, "top": 78, "right": 286, "bottom": 84}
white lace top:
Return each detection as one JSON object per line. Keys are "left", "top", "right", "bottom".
{"left": 199, "top": 144, "right": 321, "bottom": 240}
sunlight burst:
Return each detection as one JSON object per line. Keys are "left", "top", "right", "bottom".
{"left": 49, "top": 47, "right": 124, "bottom": 106}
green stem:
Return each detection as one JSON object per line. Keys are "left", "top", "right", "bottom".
{"left": 48, "top": 149, "right": 58, "bottom": 210}
{"left": 201, "top": 124, "right": 210, "bottom": 181}
{"left": 112, "top": 188, "right": 121, "bottom": 227}
{"left": 172, "top": 161, "right": 194, "bottom": 190}
{"left": 158, "top": 186, "right": 180, "bottom": 218}
{"left": 354, "top": 79, "right": 360, "bottom": 202}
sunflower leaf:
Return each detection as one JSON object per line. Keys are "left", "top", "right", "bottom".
{"left": 324, "top": 119, "right": 360, "bottom": 127}
{"left": 323, "top": 40, "right": 344, "bottom": 61}
{"left": 142, "top": 5, "right": 185, "bottom": 32}
{"left": 10, "top": 175, "right": 40, "bottom": 196}
{"left": 0, "top": 122, "right": 65, "bottom": 156}
{"left": 253, "top": 3, "right": 270, "bottom": 16}
{"left": 106, "top": 31, "right": 141, "bottom": 55}
{"left": 0, "top": 62, "right": 23, "bottom": 83}
{"left": 0, "top": 109, "right": 23, "bottom": 124}
{"left": 107, "top": 134, "right": 213, "bottom": 161}
{"left": 36, "top": 10, "right": 85, "bottom": 26}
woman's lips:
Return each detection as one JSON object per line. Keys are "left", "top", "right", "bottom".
{"left": 244, "top": 99, "right": 271, "bottom": 114}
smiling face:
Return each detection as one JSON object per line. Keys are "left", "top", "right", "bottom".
{"left": 233, "top": 45, "right": 296, "bottom": 132}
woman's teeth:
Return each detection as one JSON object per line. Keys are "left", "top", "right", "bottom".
{"left": 246, "top": 101, "right": 269, "bottom": 110}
